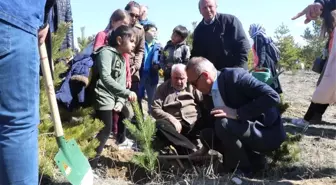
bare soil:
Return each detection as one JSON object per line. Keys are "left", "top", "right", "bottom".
{"left": 48, "top": 71, "right": 336, "bottom": 185}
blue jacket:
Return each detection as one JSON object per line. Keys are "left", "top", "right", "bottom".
{"left": 217, "top": 68, "right": 286, "bottom": 148}
{"left": 140, "top": 42, "right": 162, "bottom": 85}
{"left": 56, "top": 52, "right": 94, "bottom": 110}
{"left": 0, "top": 0, "right": 47, "bottom": 35}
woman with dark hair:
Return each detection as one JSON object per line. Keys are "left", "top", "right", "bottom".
{"left": 93, "top": 9, "right": 130, "bottom": 51}
{"left": 124, "top": 1, "right": 145, "bottom": 94}
{"left": 292, "top": 10, "right": 336, "bottom": 128}
{"left": 93, "top": 9, "right": 132, "bottom": 89}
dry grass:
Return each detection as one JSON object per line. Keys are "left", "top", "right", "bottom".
{"left": 47, "top": 71, "right": 336, "bottom": 185}
{"left": 95, "top": 71, "right": 336, "bottom": 185}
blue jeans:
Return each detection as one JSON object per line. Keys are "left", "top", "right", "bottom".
{"left": 139, "top": 74, "right": 157, "bottom": 114}
{"left": 0, "top": 20, "right": 39, "bottom": 185}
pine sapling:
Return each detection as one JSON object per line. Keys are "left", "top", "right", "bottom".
{"left": 267, "top": 133, "right": 302, "bottom": 167}
{"left": 123, "top": 101, "right": 158, "bottom": 175}
{"left": 38, "top": 22, "right": 104, "bottom": 180}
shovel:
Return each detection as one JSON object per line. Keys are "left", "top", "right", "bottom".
{"left": 39, "top": 43, "right": 93, "bottom": 185}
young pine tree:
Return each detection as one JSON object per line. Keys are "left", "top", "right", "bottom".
{"left": 38, "top": 22, "right": 103, "bottom": 180}
{"left": 123, "top": 102, "right": 158, "bottom": 176}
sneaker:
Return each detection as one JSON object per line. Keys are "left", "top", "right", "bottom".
{"left": 117, "top": 138, "right": 135, "bottom": 150}
{"left": 291, "top": 118, "right": 309, "bottom": 131}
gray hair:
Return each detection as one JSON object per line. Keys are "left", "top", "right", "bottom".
{"left": 198, "top": 0, "right": 217, "bottom": 10}
{"left": 186, "top": 57, "right": 217, "bottom": 78}
{"left": 140, "top": 5, "right": 148, "bottom": 10}
{"left": 140, "top": 5, "right": 148, "bottom": 20}
{"left": 171, "top": 63, "right": 186, "bottom": 75}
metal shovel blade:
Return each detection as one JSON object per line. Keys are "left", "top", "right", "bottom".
{"left": 54, "top": 137, "right": 93, "bottom": 185}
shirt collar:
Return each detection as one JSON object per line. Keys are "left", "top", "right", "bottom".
{"left": 146, "top": 40, "right": 155, "bottom": 46}
{"left": 203, "top": 17, "right": 216, "bottom": 25}
{"left": 210, "top": 72, "right": 220, "bottom": 95}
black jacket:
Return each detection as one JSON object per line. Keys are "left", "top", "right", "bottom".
{"left": 315, "top": 0, "right": 336, "bottom": 18}
{"left": 191, "top": 13, "right": 250, "bottom": 70}
{"left": 217, "top": 68, "right": 280, "bottom": 123}
{"left": 315, "top": 0, "right": 336, "bottom": 11}
{"left": 218, "top": 68, "right": 285, "bottom": 148}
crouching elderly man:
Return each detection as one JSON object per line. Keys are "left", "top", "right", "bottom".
{"left": 151, "top": 64, "right": 204, "bottom": 154}
{"left": 185, "top": 57, "right": 286, "bottom": 175}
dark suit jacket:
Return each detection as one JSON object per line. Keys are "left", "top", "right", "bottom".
{"left": 216, "top": 68, "right": 286, "bottom": 148}
{"left": 217, "top": 68, "right": 280, "bottom": 124}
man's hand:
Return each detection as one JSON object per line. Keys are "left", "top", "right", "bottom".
{"left": 114, "top": 102, "right": 123, "bottom": 112}
{"left": 170, "top": 118, "right": 182, "bottom": 133}
{"left": 128, "top": 91, "right": 137, "bottom": 102}
{"left": 211, "top": 106, "right": 238, "bottom": 120}
{"left": 126, "top": 81, "right": 132, "bottom": 89}
{"left": 292, "top": 3, "right": 323, "bottom": 24}
{"left": 38, "top": 24, "right": 49, "bottom": 45}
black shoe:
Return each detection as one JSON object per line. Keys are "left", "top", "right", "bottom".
{"left": 309, "top": 114, "right": 323, "bottom": 124}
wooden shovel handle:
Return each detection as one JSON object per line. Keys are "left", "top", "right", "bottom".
{"left": 39, "top": 43, "right": 64, "bottom": 137}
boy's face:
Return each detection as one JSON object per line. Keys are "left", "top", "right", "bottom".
{"left": 119, "top": 35, "right": 136, "bottom": 54}
{"left": 171, "top": 32, "right": 183, "bottom": 45}
{"left": 145, "top": 27, "right": 157, "bottom": 42}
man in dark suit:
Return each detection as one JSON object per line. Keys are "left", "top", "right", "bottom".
{"left": 185, "top": 57, "right": 286, "bottom": 174}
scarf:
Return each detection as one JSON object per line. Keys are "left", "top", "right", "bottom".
{"left": 249, "top": 24, "right": 281, "bottom": 61}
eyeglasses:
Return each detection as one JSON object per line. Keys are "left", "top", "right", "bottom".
{"left": 129, "top": 13, "right": 139, "bottom": 19}
{"left": 189, "top": 73, "right": 202, "bottom": 87}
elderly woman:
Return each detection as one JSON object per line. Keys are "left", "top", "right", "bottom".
{"left": 248, "top": 24, "right": 282, "bottom": 94}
